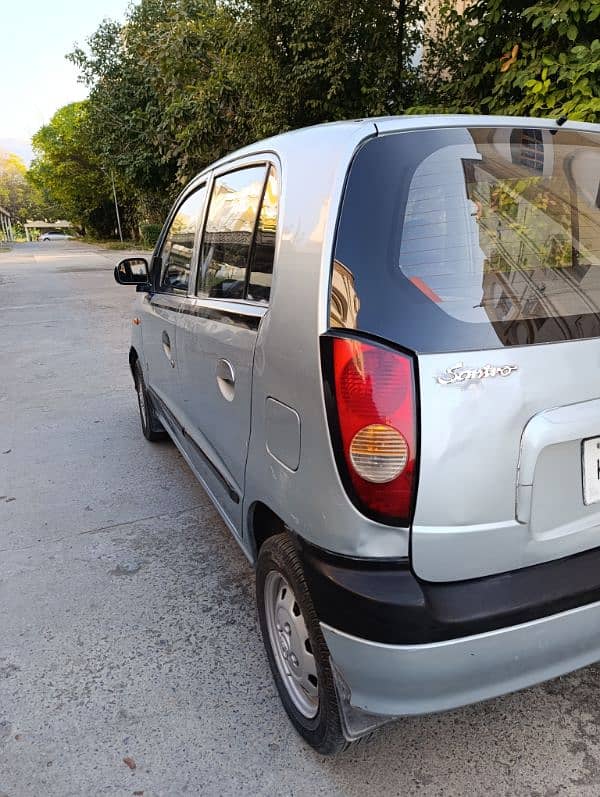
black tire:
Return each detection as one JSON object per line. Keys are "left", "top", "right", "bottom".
{"left": 256, "top": 533, "right": 350, "bottom": 755}
{"left": 133, "top": 360, "right": 167, "bottom": 442}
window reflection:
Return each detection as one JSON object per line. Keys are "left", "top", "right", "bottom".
{"left": 510, "top": 128, "right": 544, "bottom": 173}
{"left": 330, "top": 259, "right": 360, "bottom": 328}
{"left": 398, "top": 127, "right": 600, "bottom": 344}
{"left": 160, "top": 185, "right": 206, "bottom": 293}
{"left": 247, "top": 167, "right": 279, "bottom": 303}
{"left": 199, "top": 166, "right": 266, "bottom": 300}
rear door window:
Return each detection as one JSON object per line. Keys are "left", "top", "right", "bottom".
{"left": 333, "top": 127, "right": 600, "bottom": 351}
{"left": 198, "top": 166, "right": 267, "bottom": 300}
{"left": 247, "top": 166, "right": 279, "bottom": 303}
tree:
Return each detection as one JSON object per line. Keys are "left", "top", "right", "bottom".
{"left": 28, "top": 102, "right": 121, "bottom": 236}
{"left": 0, "top": 151, "right": 36, "bottom": 222}
{"left": 414, "top": 0, "right": 600, "bottom": 122}
{"left": 68, "top": 0, "right": 243, "bottom": 218}
{"left": 69, "top": 15, "right": 177, "bottom": 223}
{"left": 67, "top": 0, "right": 426, "bottom": 229}
{"left": 238, "top": 0, "right": 425, "bottom": 133}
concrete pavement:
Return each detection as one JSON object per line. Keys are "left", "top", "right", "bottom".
{"left": 1, "top": 241, "right": 600, "bottom": 796}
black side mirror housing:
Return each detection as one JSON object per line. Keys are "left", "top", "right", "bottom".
{"left": 114, "top": 257, "right": 150, "bottom": 286}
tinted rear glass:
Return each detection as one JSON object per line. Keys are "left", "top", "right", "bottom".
{"left": 333, "top": 126, "right": 600, "bottom": 351}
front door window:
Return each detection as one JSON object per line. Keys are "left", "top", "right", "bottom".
{"left": 159, "top": 185, "right": 206, "bottom": 293}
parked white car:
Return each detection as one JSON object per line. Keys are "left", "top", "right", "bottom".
{"left": 39, "top": 232, "right": 73, "bottom": 241}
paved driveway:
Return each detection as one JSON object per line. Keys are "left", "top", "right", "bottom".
{"left": 1, "top": 240, "right": 600, "bottom": 796}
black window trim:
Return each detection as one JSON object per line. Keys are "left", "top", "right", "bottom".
{"left": 194, "top": 158, "right": 279, "bottom": 306}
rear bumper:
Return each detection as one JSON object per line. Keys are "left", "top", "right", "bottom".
{"left": 295, "top": 538, "right": 600, "bottom": 739}
{"left": 298, "top": 539, "right": 600, "bottom": 643}
{"left": 322, "top": 598, "right": 600, "bottom": 739}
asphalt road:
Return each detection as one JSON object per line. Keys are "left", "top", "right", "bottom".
{"left": 1, "top": 241, "right": 600, "bottom": 796}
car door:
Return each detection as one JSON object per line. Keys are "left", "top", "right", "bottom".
{"left": 140, "top": 184, "right": 207, "bottom": 422}
{"left": 176, "top": 161, "right": 279, "bottom": 532}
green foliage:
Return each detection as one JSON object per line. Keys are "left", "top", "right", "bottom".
{"left": 80, "top": 236, "right": 153, "bottom": 250}
{"left": 68, "top": 1, "right": 245, "bottom": 216}
{"left": 236, "top": 0, "right": 425, "bottom": 134}
{"left": 140, "top": 222, "right": 162, "bottom": 247}
{"left": 28, "top": 102, "right": 121, "bottom": 236}
{"left": 63, "top": 0, "right": 425, "bottom": 227}
{"left": 35, "top": 0, "right": 600, "bottom": 235}
{"left": 414, "top": 0, "right": 600, "bottom": 122}
{"left": 0, "top": 151, "right": 40, "bottom": 223}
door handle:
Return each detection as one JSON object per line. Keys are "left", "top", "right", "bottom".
{"left": 216, "top": 358, "right": 235, "bottom": 384}
{"left": 162, "top": 331, "right": 175, "bottom": 368}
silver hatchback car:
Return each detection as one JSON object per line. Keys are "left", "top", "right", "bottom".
{"left": 116, "top": 115, "right": 600, "bottom": 753}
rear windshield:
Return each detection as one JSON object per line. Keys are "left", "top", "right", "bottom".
{"left": 332, "top": 126, "right": 600, "bottom": 351}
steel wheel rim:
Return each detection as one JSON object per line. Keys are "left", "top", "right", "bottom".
{"left": 136, "top": 379, "right": 148, "bottom": 429}
{"left": 264, "top": 571, "right": 319, "bottom": 718}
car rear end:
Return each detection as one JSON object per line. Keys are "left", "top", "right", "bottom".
{"left": 316, "top": 119, "right": 600, "bottom": 739}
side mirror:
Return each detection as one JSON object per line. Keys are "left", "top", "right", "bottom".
{"left": 114, "top": 257, "right": 149, "bottom": 286}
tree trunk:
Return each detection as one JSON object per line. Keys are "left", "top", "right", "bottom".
{"left": 396, "top": 0, "right": 407, "bottom": 99}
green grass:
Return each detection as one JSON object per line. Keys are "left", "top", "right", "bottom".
{"left": 81, "top": 237, "right": 153, "bottom": 251}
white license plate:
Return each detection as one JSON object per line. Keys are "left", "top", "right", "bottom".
{"left": 583, "top": 437, "right": 600, "bottom": 505}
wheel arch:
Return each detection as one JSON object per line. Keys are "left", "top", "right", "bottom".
{"left": 247, "top": 500, "right": 287, "bottom": 563}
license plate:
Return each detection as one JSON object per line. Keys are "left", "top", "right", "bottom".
{"left": 583, "top": 437, "right": 600, "bottom": 505}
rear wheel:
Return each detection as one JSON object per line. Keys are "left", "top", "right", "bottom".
{"left": 256, "top": 533, "right": 350, "bottom": 755}
{"left": 133, "top": 360, "right": 166, "bottom": 442}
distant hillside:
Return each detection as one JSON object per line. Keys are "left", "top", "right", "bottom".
{"left": 0, "top": 138, "right": 33, "bottom": 166}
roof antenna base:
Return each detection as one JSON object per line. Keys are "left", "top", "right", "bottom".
{"left": 549, "top": 114, "right": 568, "bottom": 135}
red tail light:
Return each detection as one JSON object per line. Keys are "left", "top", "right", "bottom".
{"left": 323, "top": 335, "right": 417, "bottom": 525}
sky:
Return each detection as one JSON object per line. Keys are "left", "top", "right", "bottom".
{"left": 0, "top": 0, "right": 132, "bottom": 164}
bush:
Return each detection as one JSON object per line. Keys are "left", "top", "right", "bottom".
{"left": 140, "top": 222, "right": 162, "bottom": 248}
{"left": 414, "top": 0, "right": 600, "bottom": 123}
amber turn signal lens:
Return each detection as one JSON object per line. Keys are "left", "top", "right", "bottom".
{"left": 349, "top": 424, "right": 408, "bottom": 484}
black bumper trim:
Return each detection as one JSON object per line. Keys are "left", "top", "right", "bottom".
{"left": 297, "top": 539, "right": 600, "bottom": 644}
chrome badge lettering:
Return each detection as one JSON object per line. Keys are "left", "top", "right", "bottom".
{"left": 437, "top": 363, "right": 518, "bottom": 385}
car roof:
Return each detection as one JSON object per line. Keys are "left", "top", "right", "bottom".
{"left": 203, "top": 114, "right": 600, "bottom": 176}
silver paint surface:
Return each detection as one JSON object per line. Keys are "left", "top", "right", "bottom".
{"left": 323, "top": 598, "right": 600, "bottom": 717}
{"left": 138, "top": 114, "right": 600, "bottom": 578}
{"left": 265, "top": 397, "right": 301, "bottom": 471}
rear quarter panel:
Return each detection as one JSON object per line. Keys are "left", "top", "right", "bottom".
{"left": 242, "top": 123, "right": 413, "bottom": 560}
